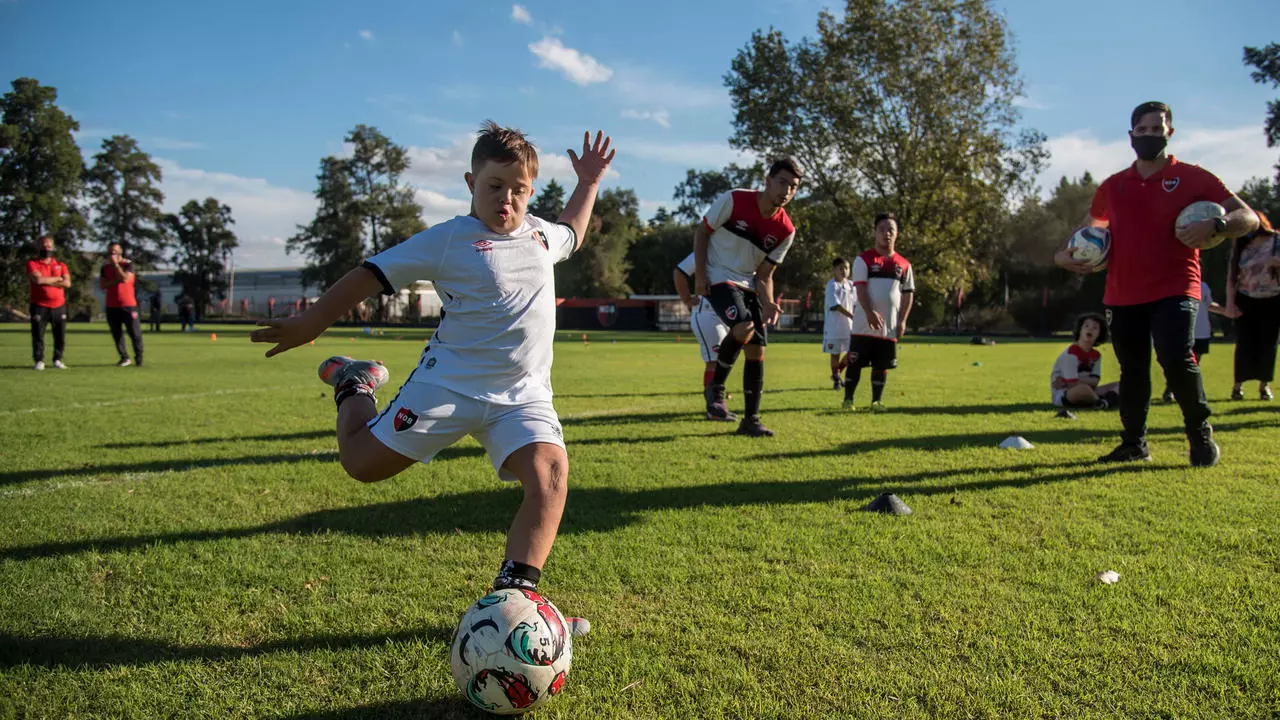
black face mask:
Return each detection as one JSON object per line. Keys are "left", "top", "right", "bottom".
{"left": 40, "top": 248, "right": 53, "bottom": 259}
{"left": 1131, "top": 134, "right": 1167, "bottom": 162}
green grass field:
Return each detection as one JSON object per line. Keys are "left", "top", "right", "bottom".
{"left": 1, "top": 324, "right": 1278, "bottom": 719}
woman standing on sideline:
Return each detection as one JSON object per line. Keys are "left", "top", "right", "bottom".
{"left": 1225, "top": 211, "right": 1280, "bottom": 400}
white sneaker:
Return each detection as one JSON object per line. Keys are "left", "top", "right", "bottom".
{"left": 116, "top": 358, "right": 132, "bottom": 367}
{"left": 566, "top": 617, "right": 591, "bottom": 637}
{"left": 33, "top": 361, "right": 45, "bottom": 371}
{"left": 52, "top": 360, "right": 67, "bottom": 369}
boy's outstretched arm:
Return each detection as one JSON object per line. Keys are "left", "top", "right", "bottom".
{"left": 250, "top": 266, "right": 383, "bottom": 357}
{"left": 558, "top": 130, "right": 615, "bottom": 251}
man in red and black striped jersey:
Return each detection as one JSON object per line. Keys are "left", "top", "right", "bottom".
{"left": 693, "top": 157, "right": 803, "bottom": 437}
{"left": 1056, "top": 101, "right": 1258, "bottom": 467}
{"left": 27, "top": 235, "right": 72, "bottom": 370}
{"left": 843, "top": 213, "right": 915, "bottom": 411}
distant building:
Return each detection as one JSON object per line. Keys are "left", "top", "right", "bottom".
{"left": 92, "top": 267, "right": 442, "bottom": 321}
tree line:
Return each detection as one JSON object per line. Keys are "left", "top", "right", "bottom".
{"left": 4, "top": 0, "right": 1276, "bottom": 333}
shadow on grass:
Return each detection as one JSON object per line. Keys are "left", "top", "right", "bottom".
{"left": 98, "top": 429, "right": 335, "bottom": 449}
{"left": 274, "top": 698, "right": 489, "bottom": 720}
{"left": 0, "top": 625, "right": 453, "bottom": 671}
{"left": 0, "top": 459, "right": 1157, "bottom": 562}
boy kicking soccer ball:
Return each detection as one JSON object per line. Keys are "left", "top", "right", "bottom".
{"left": 252, "top": 122, "right": 614, "bottom": 603}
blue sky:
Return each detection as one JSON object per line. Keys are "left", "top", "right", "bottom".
{"left": 2, "top": 0, "right": 1277, "bottom": 267}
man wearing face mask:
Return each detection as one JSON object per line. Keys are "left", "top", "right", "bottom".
{"left": 1055, "top": 101, "right": 1259, "bottom": 467}
{"left": 27, "top": 235, "right": 72, "bottom": 370}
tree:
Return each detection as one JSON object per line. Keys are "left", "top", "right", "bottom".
{"left": 671, "top": 163, "right": 763, "bottom": 222}
{"left": 0, "top": 78, "right": 89, "bottom": 311}
{"left": 84, "top": 134, "right": 166, "bottom": 268}
{"left": 1243, "top": 42, "right": 1280, "bottom": 150}
{"left": 724, "top": 0, "right": 1047, "bottom": 311}
{"left": 1238, "top": 175, "right": 1280, "bottom": 226}
{"left": 288, "top": 157, "right": 364, "bottom": 292}
{"left": 166, "top": 198, "right": 237, "bottom": 320}
{"left": 626, "top": 221, "right": 697, "bottom": 295}
{"left": 555, "top": 188, "right": 642, "bottom": 297}
{"left": 529, "top": 178, "right": 566, "bottom": 221}
{"left": 290, "top": 126, "right": 425, "bottom": 294}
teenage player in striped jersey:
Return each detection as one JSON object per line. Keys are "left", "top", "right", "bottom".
{"left": 823, "top": 257, "right": 855, "bottom": 389}
{"left": 694, "top": 157, "right": 803, "bottom": 437}
{"left": 843, "top": 213, "right": 914, "bottom": 411}
{"left": 672, "top": 252, "right": 733, "bottom": 414}
{"left": 252, "top": 122, "right": 613, "bottom": 609}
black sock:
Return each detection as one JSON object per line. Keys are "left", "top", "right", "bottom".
{"left": 712, "top": 337, "right": 743, "bottom": 386}
{"left": 493, "top": 560, "right": 541, "bottom": 591}
{"left": 334, "top": 380, "right": 376, "bottom": 409}
{"left": 871, "top": 370, "right": 887, "bottom": 402}
{"left": 743, "top": 360, "right": 764, "bottom": 418}
{"left": 844, "top": 365, "right": 862, "bottom": 401}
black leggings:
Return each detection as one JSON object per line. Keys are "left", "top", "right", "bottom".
{"left": 107, "top": 306, "right": 144, "bottom": 363}
{"left": 1107, "top": 296, "right": 1210, "bottom": 443}
{"left": 1233, "top": 293, "right": 1280, "bottom": 383}
{"left": 30, "top": 304, "right": 66, "bottom": 362}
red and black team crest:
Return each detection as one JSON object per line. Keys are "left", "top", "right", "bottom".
{"left": 393, "top": 407, "right": 418, "bottom": 432}
{"left": 596, "top": 303, "right": 617, "bottom": 327}
{"left": 1162, "top": 177, "right": 1180, "bottom": 193}
{"left": 726, "top": 306, "right": 738, "bottom": 321}
{"left": 533, "top": 230, "right": 549, "bottom": 250}
{"left": 762, "top": 234, "right": 779, "bottom": 251}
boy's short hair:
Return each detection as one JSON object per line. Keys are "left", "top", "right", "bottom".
{"left": 471, "top": 120, "right": 539, "bottom": 177}
{"left": 1073, "top": 312, "right": 1109, "bottom": 345}
{"left": 874, "top": 212, "right": 897, "bottom": 228}
{"left": 767, "top": 156, "right": 804, "bottom": 179}
{"left": 1130, "top": 101, "right": 1172, "bottom": 129}
{"left": 832, "top": 257, "right": 849, "bottom": 268}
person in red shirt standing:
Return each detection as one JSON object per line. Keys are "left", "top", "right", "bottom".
{"left": 1056, "top": 101, "right": 1259, "bottom": 467}
{"left": 27, "top": 235, "right": 71, "bottom": 370}
{"left": 100, "top": 242, "right": 144, "bottom": 367}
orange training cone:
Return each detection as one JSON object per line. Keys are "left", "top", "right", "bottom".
{"left": 210, "top": 333, "right": 217, "bottom": 341}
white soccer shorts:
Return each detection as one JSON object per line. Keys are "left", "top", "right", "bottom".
{"left": 690, "top": 298, "right": 729, "bottom": 363}
{"left": 368, "top": 382, "right": 565, "bottom": 482}
{"left": 822, "top": 335, "right": 851, "bottom": 355}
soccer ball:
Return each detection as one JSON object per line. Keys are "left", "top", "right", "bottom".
{"left": 1175, "top": 201, "right": 1229, "bottom": 249}
{"left": 450, "top": 588, "right": 573, "bottom": 715}
{"left": 1067, "top": 226, "right": 1110, "bottom": 269}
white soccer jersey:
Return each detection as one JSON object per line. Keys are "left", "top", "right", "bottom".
{"left": 851, "top": 249, "right": 915, "bottom": 339}
{"left": 365, "top": 214, "right": 576, "bottom": 405}
{"left": 1050, "top": 344, "right": 1103, "bottom": 391}
{"left": 701, "top": 189, "right": 796, "bottom": 289}
{"left": 824, "top": 277, "right": 856, "bottom": 340}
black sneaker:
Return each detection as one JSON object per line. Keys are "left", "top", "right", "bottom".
{"left": 1188, "top": 424, "right": 1220, "bottom": 468}
{"left": 1161, "top": 389, "right": 1175, "bottom": 403}
{"left": 736, "top": 416, "right": 774, "bottom": 437}
{"left": 831, "top": 375, "right": 842, "bottom": 390}
{"left": 1230, "top": 387, "right": 1245, "bottom": 401}
{"left": 1098, "top": 442, "right": 1151, "bottom": 463}
{"left": 703, "top": 383, "right": 737, "bottom": 422}
{"left": 1261, "top": 386, "right": 1273, "bottom": 401}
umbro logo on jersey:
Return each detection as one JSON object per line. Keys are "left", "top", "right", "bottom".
{"left": 473, "top": 240, "right": 493, "bottom": 253}
{"left": 733, "top": 220, "right": 749, "bottom": 230}
{"left": 1163, "top": 178, "right": 1180, "bottom": 193}
{"left": 394, "top": 407, "right": 418, "bottom": 432}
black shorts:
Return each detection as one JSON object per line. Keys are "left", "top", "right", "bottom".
{"left": 1193, "top": 338, "right": 1210, "bottom": 358}
{"left": 707, "top": 283, "right": 767, "bottom": 347}
{"left": 848, "top": 335, "right": 897, "bottom": 370}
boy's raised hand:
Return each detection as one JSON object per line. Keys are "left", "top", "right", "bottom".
{"left": 567, "top": 130, "right": 615, "bottom": 185}
{"left": 251, "top": 316, "right": 318, "bottom": 358}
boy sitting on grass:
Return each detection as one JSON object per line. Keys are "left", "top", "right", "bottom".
{"left": 1051, "top": 313, "right": 1121, "bottom": 413}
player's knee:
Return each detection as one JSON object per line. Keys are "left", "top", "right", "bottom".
{"left": 338, "top": 449, "right": 395, "bottom": 484}
{"left": 733, "top": 322, "right": 753, "bottom": 342}
{"left": 523, "top": 453, "right": 567, "bottom": 499}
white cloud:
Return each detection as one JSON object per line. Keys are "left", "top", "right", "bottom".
{"left": 638, "top": 199, "right": 669, "bottom": 220}
{"left": 621, "top": 108, "right": 671, "bottom": 129}
{"left": 528, "top": 36, "right": 612, "bottom": 86}
{"left": 511, "top": 4, "right": 532, "bottom": 24}
{"left": 156, "top": 159, "right": 316, "bottom": 268}
{"left": 623, "top": 138, "right": 754, "bottom": 169}
{"left": 452, "top": 30, "right": 463, "bottom": 47}
{"left": 1039, "top": 125, "right": 1276, "bottom": 196}
{"left": 358, "top": 29, "right": 374, "bottom": 41}
{"left": 1013, "top": 96, "right": 1049, "bottom": 111}
{"left": 414, "top": 188, "right": 470, "bottom": 225}
{"left": 147, "top": 137, "right": 204, "bottom": 151}
{"left": 610, "top": 64, "right": 727, "bottom": 111}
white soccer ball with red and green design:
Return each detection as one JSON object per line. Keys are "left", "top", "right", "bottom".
{"left": 449, "top": 588, "right": 572, "bottom": 715}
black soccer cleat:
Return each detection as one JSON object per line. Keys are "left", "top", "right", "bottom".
{"left": 703, "top": 383, "right": 737, "bottom": 422}
{"left": 1097, "top": 442, "right": 1151, "bottom": 464}
{"left": 735, "top": 416, "right": 774, "bottom": 437}
{"left": 1188, "top": 424, "right": 1220, "bottom": 468}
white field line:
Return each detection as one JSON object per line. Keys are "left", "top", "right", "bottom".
{"left": 0, "top": 386, "right": 310, "bottom": 416}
